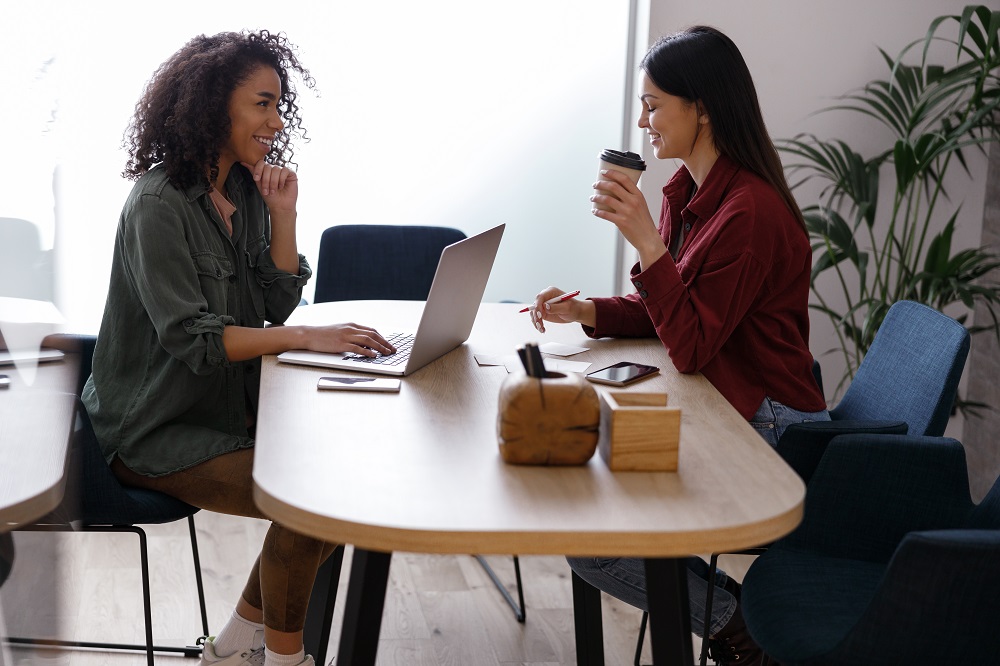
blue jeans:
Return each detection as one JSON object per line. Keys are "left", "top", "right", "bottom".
{"left": 567, "top": 397, "right": 831, "bottom": 637}
{"left": 749, "top": 396, "right": 830, "bottom": 448}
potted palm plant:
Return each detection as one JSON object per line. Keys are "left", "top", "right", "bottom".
{"left": 782, "top": 4, "right": 1000, "bottom": 401}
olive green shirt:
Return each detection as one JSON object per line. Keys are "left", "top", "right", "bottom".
{"left": 82, "top": 164, "right": 311, "bottom": 475}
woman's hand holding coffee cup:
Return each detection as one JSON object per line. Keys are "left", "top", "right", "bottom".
{"left": 528, "top": 287, "right": 596, "bottom": 333}
{"left": 594, "top": 149, "right": 646, "bottom": 211}
{"left": 592, "top": 169, "right": 667, "bottom": 272}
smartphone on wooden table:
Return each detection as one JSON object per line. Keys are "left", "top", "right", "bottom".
{"left": 585, "top": 362, "right": 659, "bottom": 387}
{"left": 317, "top": 376, "right": 401, "bottom": 393}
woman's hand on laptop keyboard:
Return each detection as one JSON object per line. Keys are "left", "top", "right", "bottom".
{"left": 301, "top": 323, "right": 397, "bottom": 358}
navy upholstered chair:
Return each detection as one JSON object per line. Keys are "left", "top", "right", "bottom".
{"left": 313, "top": 224, "right": 467, "bottom": 303}
{"left": 779, "top": 300, "right": 970, "bottom": 482}
{"left": 830, "top": 300, "right": 969, "bottom": 434}
{"left": 11, "top": 335, "right": 209, "bottom": 664}
{"left": 742, "top": 434, "right": 1000, "bottom": 665}
{"left": 689, "top": 301, "right": 968, "bottom": 665}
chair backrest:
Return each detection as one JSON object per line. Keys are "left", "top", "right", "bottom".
{"left": 830, "top": 300, "right": 970, "bottom": 436}
{"left": 313, "top": 225, "right": 467, "bottom": 303}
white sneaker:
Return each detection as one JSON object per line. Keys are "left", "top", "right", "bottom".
{"left": 265, "top": 654, "right": 316, "bottom": 666}
{"left": 199, "top": 637, "right": 265, "bottom": 666}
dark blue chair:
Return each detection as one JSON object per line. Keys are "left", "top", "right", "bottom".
{"left": 313, "top": 224, "right": 467, "bottom": 303}
{"left": 742, "top": 434, "right": 1000, "bottom": 665}
{"left": 778, "top": 300, "right": 970, "bottom": 482}
{"left": 690, "top": 301, "right": 968, "bottom": 665}
{"left": 10, "top": 335, "right": 209, "bottom": 664}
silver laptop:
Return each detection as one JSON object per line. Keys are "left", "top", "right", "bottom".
{"left": 277, "top": 223, "right": 504, "bottom": 376}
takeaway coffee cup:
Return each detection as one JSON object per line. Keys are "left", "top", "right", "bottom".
{"left": 595, "top": 149, "right": 647, "bottom": 212}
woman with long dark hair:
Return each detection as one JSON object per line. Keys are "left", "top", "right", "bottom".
{"left": 529, "top": 26, "right": 828, "bottom": 663}
{"left": 83, "top": 31, "right": 394, "bottom": 666}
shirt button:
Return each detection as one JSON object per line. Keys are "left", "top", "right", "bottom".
{"left": 633, "top": 280, "right": 643, "bottom": 289}
{"left": 639, "top": 290, "right": 649, "bottom": 299}
{"left": 216, "top": 268, "right": 222, "bottom": 277}
{"left": 229, "top": 274, "right": 237, "bottom": 283}
{"left": 246, "top": 364, "right": 256, "bottom": 374}
{"left": 684, "top": 223, "right": 692, "bottom": 232}
{"left": 183, "top": 318, "right": 193, "bottom": 327}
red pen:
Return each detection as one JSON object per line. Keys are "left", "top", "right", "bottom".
{"left": 519, "top": 290, "right": 581, "bottom": 313}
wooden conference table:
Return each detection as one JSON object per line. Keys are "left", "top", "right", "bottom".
{"left": 0, "top": 354, "right": 77, "bottom": 534}
{"left": 253, "top": 301, "right": 805, "bottom": 665}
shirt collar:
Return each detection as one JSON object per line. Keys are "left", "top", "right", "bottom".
{"left": 181, "top": 166, "right": 248, "bottom": 205}
{"left": 661, "top": 154, "right": 741, "bottom": 222}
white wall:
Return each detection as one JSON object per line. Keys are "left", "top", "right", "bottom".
{"left": 630, "top": 0, "right": 999, "bottom": 422}
{"left": 2, "top": 1, "right": 631, "bottom": 334}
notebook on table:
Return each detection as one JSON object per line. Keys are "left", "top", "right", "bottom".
{"left": 277, "top": 223, "right": 505, "bottom": 376}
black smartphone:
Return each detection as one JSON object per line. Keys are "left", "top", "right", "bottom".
{"left": 585, "top": 362, "right": 659, "bottom": 387}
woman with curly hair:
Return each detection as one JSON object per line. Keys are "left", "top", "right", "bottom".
{"left": 82, "top": 30, "right": 394, "bottom": 666}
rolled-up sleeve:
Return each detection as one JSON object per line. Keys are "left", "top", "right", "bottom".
{"left": 252, "top": 245, "right": 312, "bottom": 325}
{"left": 121, "top": 195, "right": 234, "bottom": 375}
{"left": 180, "top": 313, "right": 235, "bottom": 366}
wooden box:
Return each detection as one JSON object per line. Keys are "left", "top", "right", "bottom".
{"left": 497, "top": 371, "right": 601, "bottom": 465}
{"left": 598, "top": 391, "right": 680, "bottom": 471}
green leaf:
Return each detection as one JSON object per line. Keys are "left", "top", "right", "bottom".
{"left": 893, "top": 139, "right": 917, "bottom": 191}
{"left": 784, "top": 5, "right": 1000, "bottom": 402}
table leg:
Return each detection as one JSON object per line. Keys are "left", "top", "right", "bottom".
{"left": 336, "top": 548, "right": 392, "bottom": 666}
{"left": 644, "top": 557, "right": 693, "bottom": 666}
{"left": 571, "top": 570, "right": 605, "bottom": 666}
{"left": 303, "top": 544, "right": 345, "bottom": 666}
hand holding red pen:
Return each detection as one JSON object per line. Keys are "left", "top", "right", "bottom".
{"left": 518, "top": 290, "right": 580, "bottom": 313}
{"left": 524, "top": 287, "right": 597, "bottom": 333}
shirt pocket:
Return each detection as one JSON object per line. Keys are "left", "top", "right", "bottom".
{"left": 192, "top": 251, "right": 235, "bottom": 315}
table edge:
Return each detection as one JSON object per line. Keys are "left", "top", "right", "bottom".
{"left": 253, "top": 482, "right": 803, "bottom": 557}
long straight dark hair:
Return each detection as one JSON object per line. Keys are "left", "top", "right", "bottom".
{"left": 640, "top": 26, "right": 806, "bottom": 233}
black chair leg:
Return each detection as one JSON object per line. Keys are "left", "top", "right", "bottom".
{"left": 188, "top": 515, "right": 210, "bottom": 640}
{"left": 700, "top": 552, "right": 720, "bottom": 666}
{"left": 634, "top": 612, "right": 648, "bottom": 666}
{"left": 7, "top": 524, "right": 203, "bottom": 660}
{"left": 475, "top": 555, "right": 526, "bottom": 622}
{"left": 136, "top": 526, "right": 156, "bottom": 666}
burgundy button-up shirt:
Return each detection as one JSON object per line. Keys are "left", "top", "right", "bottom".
{"left": 587, "top": 154, "right": 825, "bottom": 420}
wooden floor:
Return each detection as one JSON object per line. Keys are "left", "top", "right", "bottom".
{"left": 1, "top": 511, "right": 751, "bottom": 665}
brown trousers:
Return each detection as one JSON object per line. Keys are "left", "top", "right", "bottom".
{"left": 112, "top": 448, "right": 337, "bottom": 632}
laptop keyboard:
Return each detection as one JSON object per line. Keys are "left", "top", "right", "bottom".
{"left": 343, "top": 332, "right": 414, "bottom": 367}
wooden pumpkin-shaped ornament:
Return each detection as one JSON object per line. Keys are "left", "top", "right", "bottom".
{"left": 497, "top": 371, "right": 601, "bottom": 465}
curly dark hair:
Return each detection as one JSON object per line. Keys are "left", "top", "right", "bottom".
{"left": 123, "top": 30, "right": 315, "bottom": 190}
